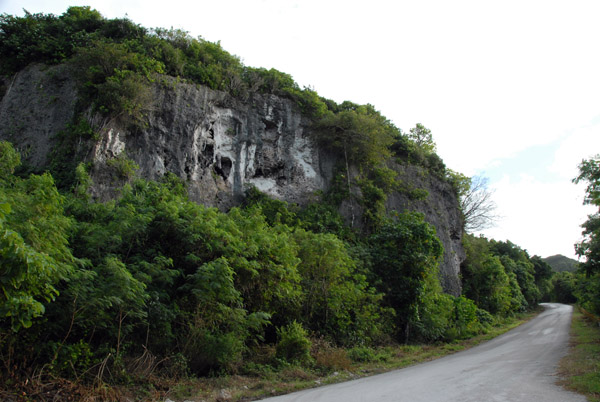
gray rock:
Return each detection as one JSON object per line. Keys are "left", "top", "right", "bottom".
{"left": 386, "top": 163, "right": 465, "bottom": 295}
{"left": 0, "top": 63, "right": 76, "bottom": 169}
{"left": 216, "top": 388, "right": 232, "bottom": 401}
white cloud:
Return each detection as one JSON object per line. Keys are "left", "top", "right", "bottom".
{"left": 550, "top": 123, "right": 600, "bottom": 181}
{"left": 481, "top": 172, "right": 594, "bottom": 259}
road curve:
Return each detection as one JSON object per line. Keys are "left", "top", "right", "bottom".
{"left": 259, "top": 303, "right": 586, "bottom": 402}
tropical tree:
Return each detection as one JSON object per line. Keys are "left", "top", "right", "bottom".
{"left": 551, "top": 271, "right": 578, "bottom": 304}
{"left": 530, "top": 255, "right": 553, "bottom": 300}
{"left": 369, "top": 212, "right": 443, "bottom": 341}
{"left": 293, "top": 228, "right": 384, "bottom": 344}
{"left": 573, "top": 155, "right": 600, "bottom": 313}
{"left": 0, "top": 142, "right": 76, "bottom": 332}
{"left": 314, "top": 104, "right": 396, "bottom": 174}
{"left": 408, "top": 123, "right": 436, "bottom": 154}
{"left": 461, "top": 234, "right": 512, "bottom": 315}
{"left": 313, "top": 104, "right": 399, "bottom": 228}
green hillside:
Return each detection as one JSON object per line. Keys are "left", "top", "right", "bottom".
{"left": 543, "top": 254, "right": 579, "bottom": 272}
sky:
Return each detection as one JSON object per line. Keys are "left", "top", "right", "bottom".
{"left": 1, "top": 0, "right": 599, "bottom": 259}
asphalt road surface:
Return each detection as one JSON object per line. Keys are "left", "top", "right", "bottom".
{"left": 259, "top": 303, "right": 586, "bottom": 402}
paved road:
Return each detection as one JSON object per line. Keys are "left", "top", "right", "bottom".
{"left": 259, "top": 303, "right": 586, "bottom": 402}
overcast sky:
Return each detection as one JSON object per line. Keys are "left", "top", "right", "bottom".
{"left": 2, "top": 0, "right": 599, "bottom": 259}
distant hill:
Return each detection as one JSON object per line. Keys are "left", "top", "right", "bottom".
{"left": 543, "top": 254, "right": 579, "bottom": 272}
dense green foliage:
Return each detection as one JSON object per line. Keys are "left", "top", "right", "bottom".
{"left": 312, "top": 101, "right": 449, "bottom": 231}
{"left": 369, "top": 214, "right": 443, "bottom": 338}
{"left": 0, "top": 143, "right": 382, "bottom": 379}
{"left": 0, "top": 142, "right": 76, "bottom": 332}
{"left": 0, "top": 140, "right": 546, "bottom": 384}
{"left": 275, "top": 321, "right": 312, "bottom": 364}
{"left": 573, "top": 155, "right": 600, "bottom": 315}
{"left": 0, "top": 6, "right": 328, "bottom": 120}
{"left": 543, "top": 254, "right": 579, "bottom": 273}
{"left": 551, "top": 271, "right": 578, "bottom": 304}
{"left": 461, "top": 235, "right": 552, "bottom": 315}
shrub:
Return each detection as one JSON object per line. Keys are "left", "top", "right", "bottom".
{"left": 414, "top": 292, "right": 455, "bottom": 342}
{"left": 183, "top": 329, "right": 245, "bottom": 374}
{"left": 276, "top": 321, "right": 312, "bottom": 364}
{"left": 347, "top": 346, "right": 377, "bottom": 363}
{"left": 106, "top": 152, "right": 139, "bottom": 179}
{"left": 47, "top": 339, "right": 95, "bottom": 378}
{"left": 72, "top": 41, "right": 162, "bottom": 126}
{"left": 449, "top": 296, "right": 481, "bottom": 339}
{"left": 476, "top": 308, "right": 494, "bottom": 329}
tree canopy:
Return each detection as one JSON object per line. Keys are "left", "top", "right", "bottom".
{"left": 574, "top": 155, "right": 600, "bottom": 313}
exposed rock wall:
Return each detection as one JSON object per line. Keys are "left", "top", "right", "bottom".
{"left": 0, "top": 64, "right": 77, "bottom": 168}
{"left": 387, "top": 164, "right": 465, "bottom": 295}
{"left": 0, "top": 64, "right": 464, "bottom": 295}
{"left": 91, "top": 77, "right": 333, "bottom": 209}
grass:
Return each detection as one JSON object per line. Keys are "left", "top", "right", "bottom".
{"left": 558, "top": 307, "right": 600, "bottom": 402}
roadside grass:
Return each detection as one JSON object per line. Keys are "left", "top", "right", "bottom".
{"left": 558, "top": 307, "right": 600, "bottom": 402}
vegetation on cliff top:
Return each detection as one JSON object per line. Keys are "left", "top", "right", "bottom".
{"left": 0, "top": 6, "right": 327, "bottom": 120}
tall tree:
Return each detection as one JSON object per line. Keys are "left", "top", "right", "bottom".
{"left": 313, "top": 104, "right": 396, "bottom": 225}
{"left": 408, "top": 123, "right": 436, "bottom": 154}
{"left": 574, "top": 155, "right": 600, "bottom": 275}
{"left": 0, "top": 142, "right": 76, "bottom": 332}
{"left": 369, "top": 212, "right": 443, "bottom": 341}
{"left": 574, "top": 156, "right": 600, "bottom": 207}
{"left": 573, "top": 155, "right": 600, "bottom": 313}
{"left": 461, "top": 234, "right": 512, "bottom": 315}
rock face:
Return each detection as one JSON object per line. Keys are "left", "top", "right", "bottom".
{"left": 387, "top": 164, "right": 465, "bottom": 294}
{"left": 88, "top": 76, "right": 333, "bottom": 209}
{"left": 0, "top": 64, "right": 76, "bottom": 168}
{"left": 0, "top": 64, "right": 464, "bottom": 295}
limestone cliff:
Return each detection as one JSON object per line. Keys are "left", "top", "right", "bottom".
{"left": 90, "top": 75, "right": 335, "bottom": 210}
{"left": 387, "top": 164, "right": 465, "bottom": 294}
{"left": 0, "top": 63, "right": 464, "bottom": 295}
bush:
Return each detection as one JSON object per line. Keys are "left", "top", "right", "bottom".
{"left": 449, "top": 296, "right": 481, "bottom": 339}
{"left": 276, "top": 321, "right": 312, "bottom": 364}
{"left": 347, "top": 346, "right": 377, "bottom": 363}
{"left": 414, "top": 292, "right": 454, "bottom": 342}
{"left": 106, "top": 152, "right": 139, "bottom": 179}
{"left": 47, "top": 339, "right": 95, "bottom": 378}
{"left": 311, "top": 339, "right": 351, "bottom": 372}
{"left": 183, "top": 329, "right": 245, "bottom": 374}
{"left": 475, "top": 308, "right": 494, "bottom": 329}
{"left": 0, "top": 7, "right": 103, "bottom": 75}
{"left": 72, "top": 41, "right": 162, "bottom": 126}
